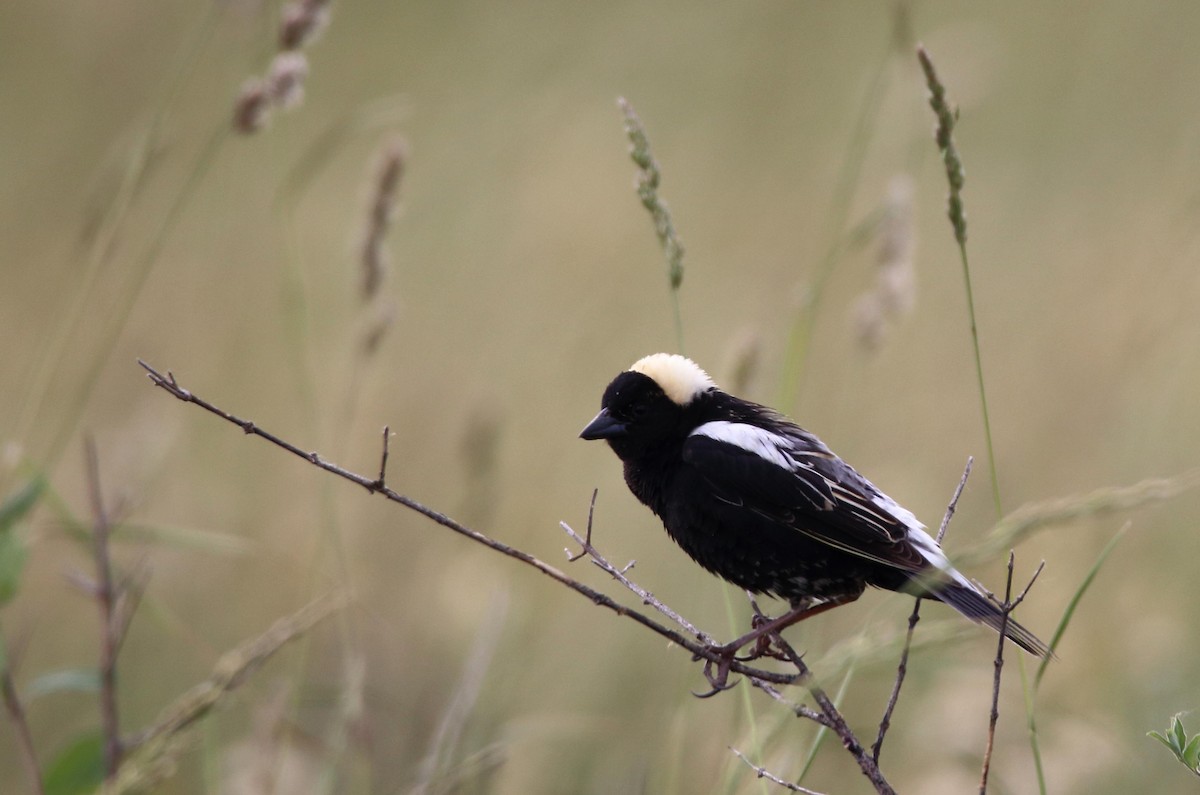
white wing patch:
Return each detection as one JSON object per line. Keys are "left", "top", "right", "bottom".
{"left": 691, "top": 419, "right": 971, "bottom": 584}
{"left": 691, "top": 421, "right": 798, "bottom": 471}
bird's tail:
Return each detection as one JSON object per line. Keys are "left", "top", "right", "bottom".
{"left": 934, "top": 582, "right": 1051, "bottom": 658}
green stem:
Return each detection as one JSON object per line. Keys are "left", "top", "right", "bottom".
{"left": 957, "top": 245, "right": 1003, "bottom": 517}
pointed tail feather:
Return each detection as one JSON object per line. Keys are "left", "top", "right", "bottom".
{"left": 934, "top": 582, "right": 1051, "bottom": 658}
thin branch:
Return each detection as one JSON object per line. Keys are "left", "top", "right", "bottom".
{"left": 748, "top": 679, "right": 830, "bottom": 727}
{"left": 1, "top": 663, "right": 44, "bottom": 795}
{"left": 137, "top": 359, "right": 910, "bottom": 791}
{"left": 978, "top": 552, "right": 1013, "bottom": 794}
{"left": 563, "top": 488, "right": 598, "bottom": 562}
{"left": 937, "top": 456, "right": 974, "bottom": 545}
{"left": 769, "top": 631, "right": 896, "bottom": 795}
{"left": 872, "top": 456, "right": 972, "bottom": 763}
{"left": 136, "top": 360, "right": 797, "bottom": 687}
{"left": 978, "top": 553, "right": 1043, "bottom": 794}
{"left": 561, "top": 496, "right": 712, "bottom": 643}
{"left": 374, "top": 425, "right": 391, "bottom": 489}
{"left": 730, "top": 747, "right": 828, "bottom": 795}
{"left": 85, "top": 438, "right": 123, "bottom": 779}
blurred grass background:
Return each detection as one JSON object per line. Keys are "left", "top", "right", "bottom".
{"left": 3, "top": 1, "right": 1200, "bottom": 792}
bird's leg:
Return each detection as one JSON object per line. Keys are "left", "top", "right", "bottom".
{"left": 725, "top": 593, "right": 861, "bottom": 661}
{"left": 692, "top": 593, "right": 862, "bottom": 697}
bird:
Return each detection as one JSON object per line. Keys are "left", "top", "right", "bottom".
{"left": 579, "top": 352, "right": 1049, "bottom": 658}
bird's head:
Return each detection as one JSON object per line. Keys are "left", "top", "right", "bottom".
{"left": 580, "top": 353, "right": 716, "bottom": 460}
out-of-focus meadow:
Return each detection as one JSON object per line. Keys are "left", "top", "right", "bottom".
{"left": 4, "top": 1, "right": 1200, "bottom": 792}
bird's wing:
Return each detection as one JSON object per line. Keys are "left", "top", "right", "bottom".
{"left": 682, "top": 421, "right": 941, "bottom": 574}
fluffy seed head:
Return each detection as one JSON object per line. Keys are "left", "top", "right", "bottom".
{"left": 628, "top": 353, "right": 715, "bottom": 406}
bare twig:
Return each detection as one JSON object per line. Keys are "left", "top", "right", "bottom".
{"left": 561, "top": 495, "right": 712, "bottom": 643}
{"left": 563, "top": 488, "right": 598, "bottom": 562}
{"left": 979, "top": 554, "right": 1044, "bottom": 794}
{"left": 373, "top": 425, "right": 391, "bottom": 490}
{"left": 136, "top": 359, "right": 911, "bottom": 791}
{"left": 873, "top": 456, "right": 972, "bottom": 763}
{"left": 85, "top": 438, "right": 123, "bottom": 779}
{"left": 768, "top": 631, "right": 896, "bottom": 795}
{"left": 136, "top": 360, "right": 798, "bottom": 688}
{"left": 730, "top": 747, "right": 828, "bottom": 795}
{"left": 1, "top": 664, "right": 44, "bottom": 795}
{"left": 748, "top": 679, "right": 830, "bottom": 727}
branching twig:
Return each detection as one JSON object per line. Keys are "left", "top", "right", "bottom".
{"left": 136, "top": 359, "right": 910, "bottom": 792}
{"left": 768, "top": 630, "right": 896, "bottom": 795}
{"left": 374, "top": 425, "right": 391, "bottom": 490}
{"left": 136, "top": 360, "right": 798, "bottom": 688}
{"left": 873, "top": 456, "right": 972, "bottom": 763}
{"left": 730, "top": 747, "right": 828, "bottom": 795}
{"left": 979, "top": 553, "right": 1045, "bottom": 794}
{"left": 562, "top": 491, "right": 712, "bottom": 642}
{"left": 85, "top": 438, "right": 123, "bottom": 779}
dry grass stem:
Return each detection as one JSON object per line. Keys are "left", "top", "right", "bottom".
{"left": 962, "top": 468, "right": 1200, "bottom": 566}
{"left": 413, "top": 595, "right": 509, "bottom": 793}
{"left": 107, "top": 592, "right": 349, "bottom": 795}
{"left": 854, "top": 176, "right": 916, "bottom": 349}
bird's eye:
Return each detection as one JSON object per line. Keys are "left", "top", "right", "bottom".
{"left": 629, "top": 403, "right": 650, "bottom": 421}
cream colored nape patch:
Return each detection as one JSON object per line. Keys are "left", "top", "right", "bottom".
{"left": 628, "top": 353, "right": 716, "bottom": 406}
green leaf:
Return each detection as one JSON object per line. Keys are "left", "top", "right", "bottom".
{"left": 0, "top": 526, "right": 28, "bottom": 606}
{"left": 26, "top": 668, "right": 102, "bottom": 701}
{"left": 1173, "top": 715, "right": 1189, "bottom": 754}
{"left": 43, "top": 731, "right": 105, "bottom": 795}
{"left": 1036, "top": 525, "right": 1125, "bottom": 689}
{"left": 1182, "top": 733, "right": 1200, "bottom": 770}
{"left": 0, "top": 477, "right": 44, "bottom": 532}
{"left": 1149, "top": 730, "right": 1176, "bottom": 754}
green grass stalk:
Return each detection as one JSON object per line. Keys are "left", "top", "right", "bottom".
{"left": 618, "top": 97, "right": 686, "bottom": 353}
{"left": 916, "top": 44, "right": 1003, "bottom": 519}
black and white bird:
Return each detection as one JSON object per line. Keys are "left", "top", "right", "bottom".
{"left": 580, "top": 353, "right": 1048, "bottom": 657}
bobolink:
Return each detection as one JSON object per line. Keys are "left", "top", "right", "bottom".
{"left": 580, "top": 353, "right": 1048, "bottom": 657}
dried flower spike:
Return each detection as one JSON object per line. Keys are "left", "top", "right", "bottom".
{"left": 233, "top": 78, "right": 272, "bottom": 134}
{"left": 266, "top": 52, "right": 309, "bottom": 111}
{"left": 280, "top": 0, "right": 332, "bottom": 51}
{"left": 360, "top": 137, "right": 407, "bottom": 301}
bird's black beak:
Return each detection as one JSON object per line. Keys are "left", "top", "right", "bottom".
{"left": 580, "top": 408, "right": 627, "bottom": 440}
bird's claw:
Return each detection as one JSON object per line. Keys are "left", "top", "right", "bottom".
{"left": 692, "top": 654, "right": 740, "bottom": 698}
